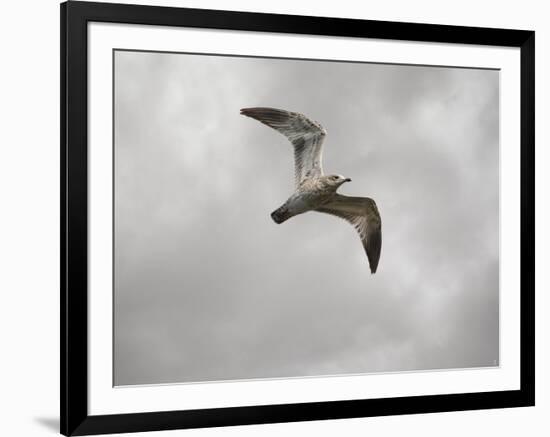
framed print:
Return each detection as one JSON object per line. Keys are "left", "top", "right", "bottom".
{"left": 61, "top": 1, "right": 535, "bottom": 435}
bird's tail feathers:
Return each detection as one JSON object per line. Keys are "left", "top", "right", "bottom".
{"left": 271, "top": 205, "right": 292, "bottom": 224}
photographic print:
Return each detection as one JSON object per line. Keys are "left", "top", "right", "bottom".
{"left": 62, "top": 3, "right": 534, "bottom": 434}
{"left": 113, "top": 50, "right": 499, "bottom": 386}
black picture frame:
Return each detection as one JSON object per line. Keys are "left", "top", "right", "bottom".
{"left": 61, "top": 1, "right": 535, "bottom": 435}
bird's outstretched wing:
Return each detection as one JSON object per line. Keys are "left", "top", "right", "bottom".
{"left": 240, "top": 107, "right": 326, "bottom": 186}
{"left": 316, "top": 194, "right": 382, "bottom": 274}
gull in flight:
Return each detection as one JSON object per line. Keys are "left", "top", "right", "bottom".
{"left": 240, "top": 107, "right": 382, "bottom": 273}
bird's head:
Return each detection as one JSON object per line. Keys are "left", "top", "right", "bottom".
{"left": 322, "top": 174, "right": 352, "bottom": 191}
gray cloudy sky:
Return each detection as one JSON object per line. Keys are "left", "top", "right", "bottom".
{"left": 113, "top": 50, "right": 499, "bottom": 386}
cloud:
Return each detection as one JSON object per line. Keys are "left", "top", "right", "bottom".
{"left": 114, "top": 51, "right": 499, "bottom": 385}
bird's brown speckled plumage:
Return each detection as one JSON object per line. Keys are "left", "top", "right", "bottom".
{"left": 241, "top": 107, "right": 382, "bottom": 273}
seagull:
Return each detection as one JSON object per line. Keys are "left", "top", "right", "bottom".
{"left": 240, "top": 107, "right": 382, "bottom": 273}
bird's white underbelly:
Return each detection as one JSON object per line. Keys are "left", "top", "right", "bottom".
{"left": 286, "top": 191, "right": 330, "bottom": 215}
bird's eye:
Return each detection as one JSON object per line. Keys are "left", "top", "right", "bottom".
{"left": 332, "top": 176, "right": 338, "bottom": 180}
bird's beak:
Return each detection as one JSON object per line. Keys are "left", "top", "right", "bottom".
{"left": 344, "top": 178, "right": 352, "bottom": 183}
